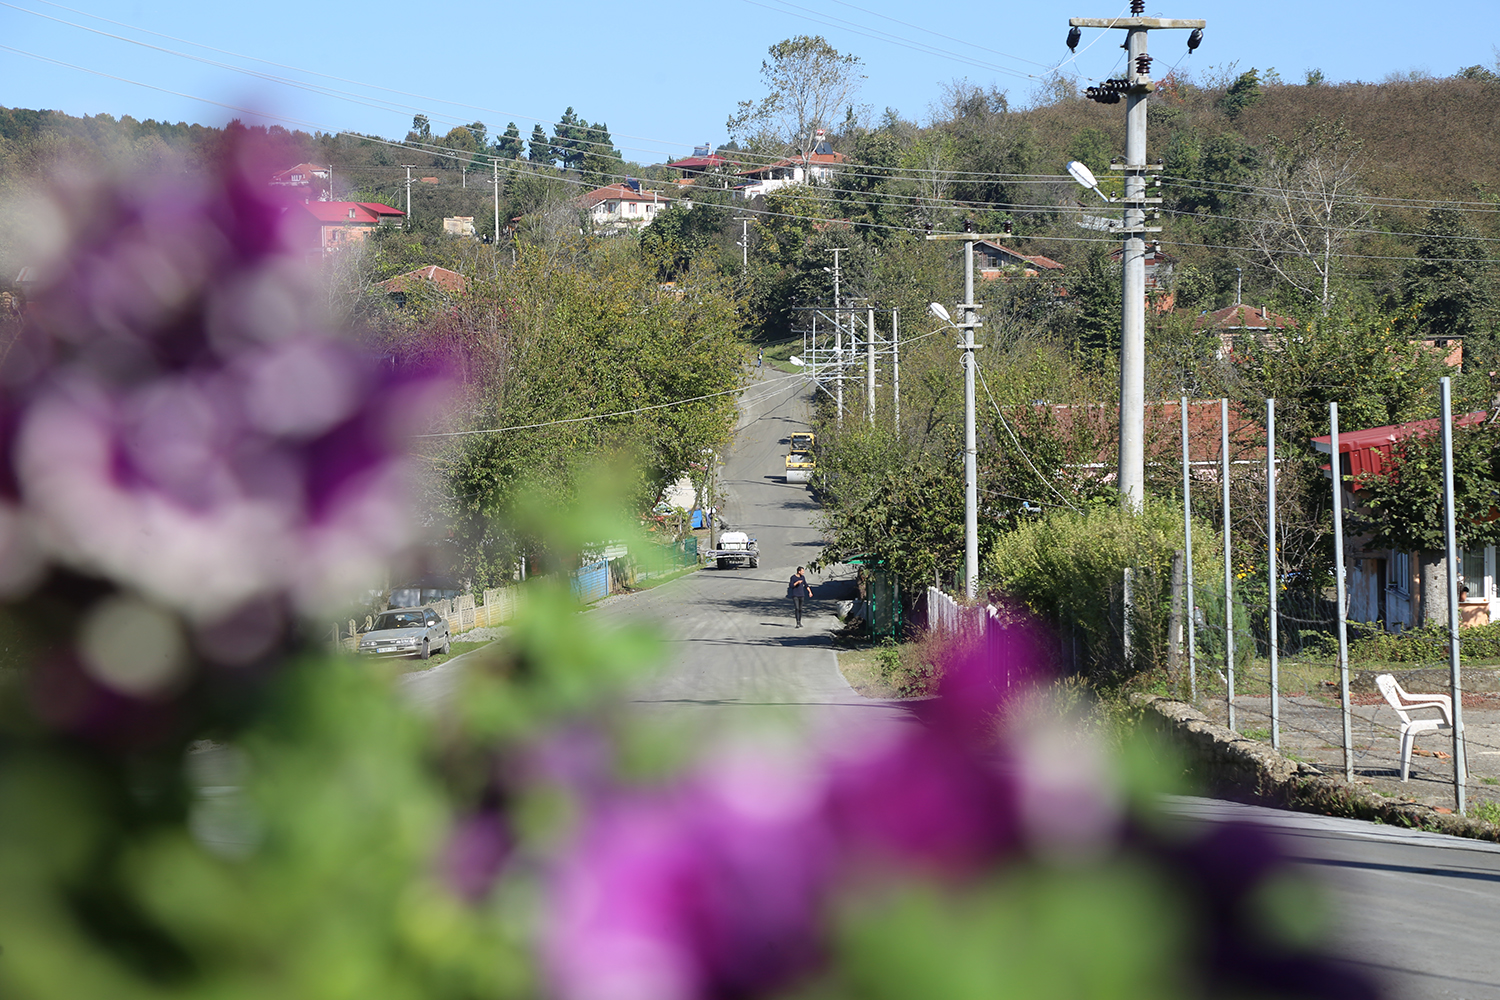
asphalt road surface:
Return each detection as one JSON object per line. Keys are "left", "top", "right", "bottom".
{"left": 409, "top": 369, "right": 1500, "bottom": 998}
{"left": 591, "top": 369, "right": 912, "bottom": 745}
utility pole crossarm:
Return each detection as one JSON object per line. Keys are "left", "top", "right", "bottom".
{"left": 1069, "top": 17, "right": 1203, "bottom": 27}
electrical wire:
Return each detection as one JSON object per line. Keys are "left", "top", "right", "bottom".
{"left": 411, "top": 371, "right": 804, "bottom": 439}
{"left": 972, "top": 354, "right": 1083, "bottom": 512}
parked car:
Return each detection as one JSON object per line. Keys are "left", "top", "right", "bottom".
{"left": 357, "top": 606, "right": 452, "bottom": 660}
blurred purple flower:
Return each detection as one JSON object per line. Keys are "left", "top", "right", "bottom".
{"left": 544, "top": 740, "right": 832, "bottom": 1000}
{"left": 443, "top": 810, "right": 512, "bottom": 903}
{"left": 0, "top": 146, "right": 448, "bottom": 674}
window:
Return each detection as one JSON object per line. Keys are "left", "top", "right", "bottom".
{"left": 1463, "top": 548, "right": 1486, "bottom": 600}
{"left": 1391, "top": 550, "right": 1410, "bottom": 594}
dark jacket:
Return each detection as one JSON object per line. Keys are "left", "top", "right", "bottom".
{"left": 787, "top": 573, "right": 811, "bottom": 599}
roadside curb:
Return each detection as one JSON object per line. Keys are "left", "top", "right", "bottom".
{"left": 1131, "top": 693, "right": 1500, "bottom": 843}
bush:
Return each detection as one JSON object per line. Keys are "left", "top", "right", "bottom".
{"left": 986, "top": 500, "right": 1226, "bottom": 683}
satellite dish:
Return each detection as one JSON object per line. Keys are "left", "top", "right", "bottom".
{"left": 928, "top": 302, "right": 951, "bottom": 323}
{"left": 789, "top": 356, "right": 805, "bottom": 367}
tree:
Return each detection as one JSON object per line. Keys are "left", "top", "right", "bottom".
{"left": 1245, "top": 120, "right": 1371, "bottom": 313}
{"left": 1400, "top": 206, "right": 1497, "bottom": 362}
{"left": 1351, "top": 421, "right": 1500, "bottom": 625}
{"left": 496, "top": 122, "right": 523, "bottom": 161}
{"left": 528, "top": 123, "right": 552, "bottom": 165}
{"left": 727, "top": 36, "right": 865, "bottom": 157}
{"left": 552, "top": 107, "right": 587, "bottom": 170}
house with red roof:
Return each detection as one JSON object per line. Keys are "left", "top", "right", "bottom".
{"left": 975, "top": 241, "right": 1065, "bottom": 279}
{"left": 582, "top": 181, "right": 672, "bottom": 231}
{"left": 1192, "top": 303, "right": 1297, "bottom": 359}
{"left": 1311, "top": 413, "right": 1495, "bottom": 630}
{"left": 286, "top": 201, "right": 405, "bottom": 253}
{"left": 737, "top": 135, "right": 846, "bottom": 199}
{"left": 270, "top": 163, "right": 330, "bottom": 201}
{"left": 668, "top": 145, "right": 739, "bottom": 188}
{"left": 379, "top": 265, "right": 467, "bottom": 307}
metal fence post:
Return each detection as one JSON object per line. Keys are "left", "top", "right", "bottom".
{"left": 1331, "top": 402, "right": 1354, "bottom": 782}
{"left": 1267, "top": 398, "right": 1280, "bottom": 751}
{"left": 1221, "top": 398, "right": 1234, "bottom": 731}
{"left": 1440, "top": 376, "right": 1469, "bottom": 814}
{"left": 1181, "top": 396, "right": 1197, "bottom": 702}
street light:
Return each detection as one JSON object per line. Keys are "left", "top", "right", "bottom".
{"left": 1066, "top": 160, "right": 1112, "bottom": 203}
{"left": 928, "top": 302, "right": 951, "bottom": 323}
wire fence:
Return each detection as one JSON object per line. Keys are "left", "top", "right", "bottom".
{"left": 1160, "top": 388, "right": 1492, "bottom": 814}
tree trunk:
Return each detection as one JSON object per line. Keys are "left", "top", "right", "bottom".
{"left": 1417, "top": 549, "right": 1448, "bottom": 626}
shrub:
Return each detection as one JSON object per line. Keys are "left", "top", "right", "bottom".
{"left": 986, "top": 500, "right": 1229, "bottom": 683}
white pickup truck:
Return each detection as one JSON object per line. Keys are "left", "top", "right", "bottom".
{"left": 706, "top": 530, "right": 759, "bottom": 569}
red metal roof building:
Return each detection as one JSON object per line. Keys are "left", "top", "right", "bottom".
{"left": 1310, "top": 412, "right": 1488, "bottom": 487}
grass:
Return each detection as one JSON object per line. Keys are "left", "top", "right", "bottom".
{"left": 836, "top": 640, "right": 938, "bottom": 700}
{"left": 629, "top": 564, "right": 700, "bottom": 591}
{"left": 758, "top": 338, "right": 805, "bottom": 374}
{"left": 1473, "top": 800, "right": 1500, "bottom": 825}
{"left": 1241, "top": 727, "right": 1271, "bottom": 741}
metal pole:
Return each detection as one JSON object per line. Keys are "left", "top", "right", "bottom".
{"left": 963, "top": 239, "right": 979, "bottom": 600}
{"left": 892, "top": 308, "right": 901, "bottom": 435}
{"left": 1117, "top": 27, "right": 1149, "bottom": 513}
{"left": 1331, "top": 402, "right": 1354, "bottom": 782}
{"left": 1440, "top": 376, "right": 1469, "bottom": 814}
{"left": 1267, "top": 398, "right": 1280, "bottom": 750}
{"left": 1182, "top": 396, "right": 1197, "bottom": 702}
{"left": 867, "top": 305, "right": 877, "bottom": 424}
{"left": 832, "top": 249, "right": 843, "bottom": 428}
{"left": 1221, "top": 397, "right": 1235, "bottom": 731}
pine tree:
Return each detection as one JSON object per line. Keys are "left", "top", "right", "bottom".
{"left": 528, "top": 123, "right": 552, "bottom": 165}
{"left": 496, "top": 122, "right": 523, "bottom": 160}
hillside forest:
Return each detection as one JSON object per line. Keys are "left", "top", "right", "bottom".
{"left": 4, "top": 50, "right": 1500, "bottom": 642}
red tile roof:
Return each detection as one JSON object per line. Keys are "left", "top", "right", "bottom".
{"left": 668, "top": 154, "right": 734, "bottom": 171}
{"left": 299, "top": 201, "right": 404, "bottom": 224}
{"left": 1192, "top": 303, "right": 1297, "bottom": 332}
{"left": 976, "top": 241, "right": 1064, "bottom": 272}
{"left": 738, "top": 151, "right": 847, "bottom": 178}
{"left": 379, "top": 266, "right": 467, "bottom": 294}
{"left": 582, "top": 183, "right": 671, "bottom": 208}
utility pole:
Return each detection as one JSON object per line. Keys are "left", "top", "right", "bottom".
{"left": 1069, "top": 5, "right": 1203, "bottom": 510}
{"left": 892, "top": 308, "right": 901, "bottom": 435}
{"left": 493, "top": 159, "right": 500, "bottom": 247}
{"left": 867, "top": 304, "right": 877, "bottom": 425}
{"left": 738, "top": 217, "right": 751, "bottom": 274}
{"left": 401, "top": 164, "right": 415, "bottom": 221}
{"left": 962, "top": 240, "right": 980, "bottom": 600}
{"left": 327, "top": 164, "right": 333, "bottom": 202}
{"left": 829, "top": 248, "right": 846, "bottom": 427}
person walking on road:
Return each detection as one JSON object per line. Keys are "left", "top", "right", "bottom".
{"left": 788, "top": 566, "right": 812, "bottom": 627}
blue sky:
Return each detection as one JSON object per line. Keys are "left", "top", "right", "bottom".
{"left": 2, "top": 0, "right": 1496, "bottom": 166}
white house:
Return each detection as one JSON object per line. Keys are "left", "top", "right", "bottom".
{"left": 582, "top": 181, "right": 671, "bottom": 231}
{"left": 737, "top": 143, "right": 847, "bottom": 199}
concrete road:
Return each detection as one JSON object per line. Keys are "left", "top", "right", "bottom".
{"left": 1166, "top": 797, "right": 1500, "bottom": 999}
{"left": 409, "top": 369, "right": 1500, "bottom": 998}
{"left": 591, "top": 370, "right": 911, "bottom": 744}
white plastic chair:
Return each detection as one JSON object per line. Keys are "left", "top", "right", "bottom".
{"left": 1375, "top": 674, "right": 1455, "bottom": 781}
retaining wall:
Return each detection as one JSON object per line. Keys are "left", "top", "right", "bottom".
{"left": 1132, "top": 693, "right": 1500, "bottom": 842}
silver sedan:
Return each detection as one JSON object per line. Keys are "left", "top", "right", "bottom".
{"left": 357, "top": 606, "right": 452, "bottom": 660}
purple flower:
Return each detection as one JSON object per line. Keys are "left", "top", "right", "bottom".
{"left": 1, "top": 147, "right": 448, "bottom": 681}
{"left": 544, "top": 740, "right": 832, "bottom": 1000}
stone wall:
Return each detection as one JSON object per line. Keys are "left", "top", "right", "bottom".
{"left": 1132, "top": 693, "right": 1500, "bottom": 842}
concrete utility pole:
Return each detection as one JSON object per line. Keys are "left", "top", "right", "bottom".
{"left": 738, "top": 218, "right": 751, "bottom": 274}
{"left": 1069, "top": 6, "right": 1204, "bottom": 510}
{"left": 401, "top": 164, "right": 415, "bottom": 221}
{"left": 892, "top": 308, "right": 901, "bottom": 435}
{"left": 493, "top": 160, "right": 500, "bottom": 246}
{"left": 962, "top": 240, "right": 980, "bottom": 600}
{"left": 829, "top": 248, "right": 846, "bottom": 427}
{"left": 867, "top": 304, "right": 877, "bottom": 424}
